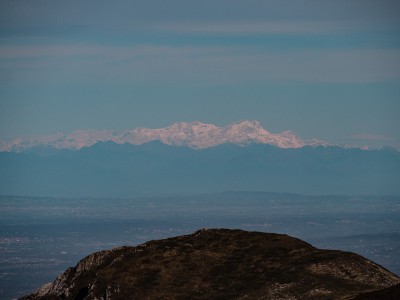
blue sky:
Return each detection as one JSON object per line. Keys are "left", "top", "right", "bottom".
{"left": 0, "top": 0, "right": 399, "bottom": 148}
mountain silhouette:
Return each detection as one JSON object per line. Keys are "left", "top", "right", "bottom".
{"left": 1, "top": 141, "right": 399, "bottom": 196}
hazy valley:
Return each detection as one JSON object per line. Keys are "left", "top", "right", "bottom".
{"left": 1, "top": 192, "right": 400, "bottom": 299}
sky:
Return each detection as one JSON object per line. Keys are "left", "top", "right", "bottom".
{"left": 0, "top": 0, "right": 399, "bottom": 148}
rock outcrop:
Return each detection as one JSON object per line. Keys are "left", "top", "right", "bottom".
{"left": 22, "top": 229, "right": 400, "bottom": 299}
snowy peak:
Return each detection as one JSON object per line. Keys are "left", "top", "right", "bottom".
{"left": 1, "top": 130, "right": 117, "bottom": 152}
{"left": 120, "top": 120, "right": 314, "bottom": 149}
{"left": 120, "top": 121, "right": 221, "bottom": 149}
{"left": 0, "top": 121, "right": 327, "bottom": 152}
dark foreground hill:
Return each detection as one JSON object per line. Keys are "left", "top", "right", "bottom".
{"left": 22, "top": 229, "right": 400, "bottom": 300}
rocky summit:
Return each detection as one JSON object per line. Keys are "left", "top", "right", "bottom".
{"left": 22, "top": 229, "right": 400, "bottom": 300}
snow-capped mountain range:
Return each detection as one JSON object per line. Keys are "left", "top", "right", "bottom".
{"left": 0, "top": 120, "right": 328, "bottom": 152}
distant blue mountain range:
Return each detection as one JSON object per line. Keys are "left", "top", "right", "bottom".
{"left": 1, "top": 141, "right": 399, "bottom": 197}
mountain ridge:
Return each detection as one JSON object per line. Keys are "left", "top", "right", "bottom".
{"left": 1, "top": 120, "right": 328, "bottom": 152}
{"left": 1, "top": 141, "right": 399, "bottom": 197}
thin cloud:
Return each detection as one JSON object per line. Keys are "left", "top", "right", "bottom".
{"left": 0, "top": 45, "right": 229, "bottom": 59}
{"left": 1, "top": 44, "right": 400, "bottom": 84}
{"left": 351, "top": 134, "right": 393, "bottom": 141}
{"left": 152, "top": 20, "right": 374, "bottom": 35}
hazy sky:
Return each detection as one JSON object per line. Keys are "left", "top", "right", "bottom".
{"left": 1, "top": 0, "right": 399, "bottom": 148}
